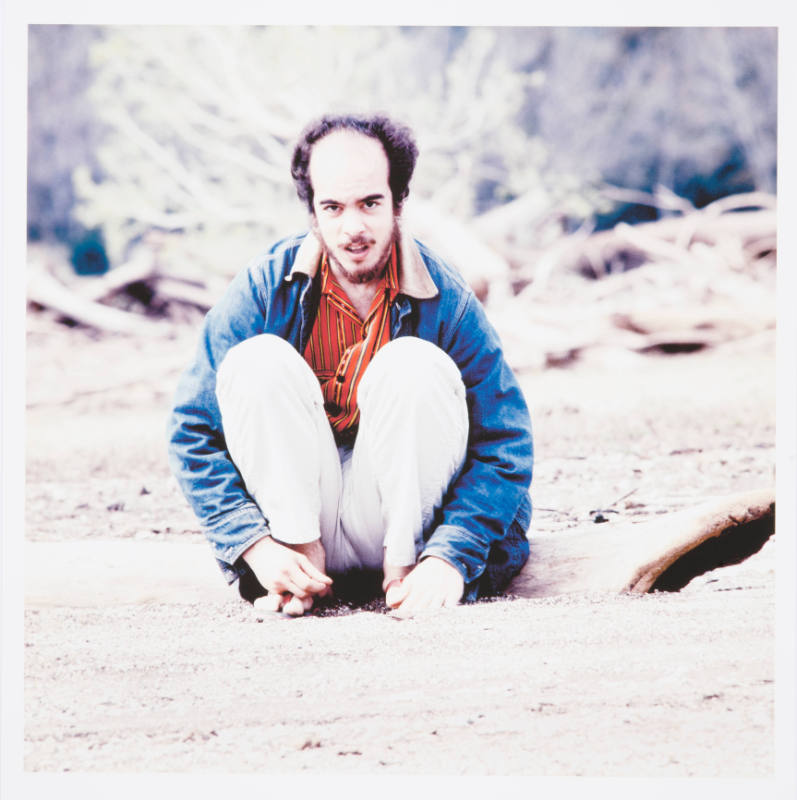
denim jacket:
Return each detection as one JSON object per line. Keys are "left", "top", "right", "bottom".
{"left": 167, "top": 229, "right": 534, "bottom": 597}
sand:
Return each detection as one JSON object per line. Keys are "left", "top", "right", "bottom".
{"left": 19, "top": 317, "right": 787, "bottom": 788}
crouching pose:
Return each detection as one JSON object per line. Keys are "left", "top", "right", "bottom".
{"left": 167, "top": 113, "right": 533, "bottom": 618}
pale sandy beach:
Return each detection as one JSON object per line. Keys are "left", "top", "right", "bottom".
{"left": 23, "top": 321, "right": 779, "bottom": 778}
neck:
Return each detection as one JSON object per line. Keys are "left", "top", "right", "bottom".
{"left": 338, "top": 280, "right": 382, "bottom": 321}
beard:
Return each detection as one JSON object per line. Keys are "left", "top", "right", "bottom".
{"left": 317, "top": 219, "right": 400, "bottom": 285}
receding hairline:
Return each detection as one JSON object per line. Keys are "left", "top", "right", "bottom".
{"left": 291, "top": 113, "right": 419, "bottom": 213}
{"left": 307, "top": 132, "right": 393, "bottom": 208}
{"left": 308, "top": 127, "right": 391, "bottom": 163}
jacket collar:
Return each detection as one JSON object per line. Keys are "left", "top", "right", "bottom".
{"left": 287, "top": 228, "right": 438, "bottom": 300}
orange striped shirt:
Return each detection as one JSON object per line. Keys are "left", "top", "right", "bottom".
{"left": 303, "top": 244, "right": 400, "bottom": 438}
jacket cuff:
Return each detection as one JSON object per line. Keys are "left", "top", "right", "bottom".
{"left": 203, "top": 503, "right": 271, "bottom": 567}
{"left": 420, "top": 524, "right": 489, "bottom": 585}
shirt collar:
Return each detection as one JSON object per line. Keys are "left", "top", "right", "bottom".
{"left": 287, "top": 228, "right": 438, "bottom": 300}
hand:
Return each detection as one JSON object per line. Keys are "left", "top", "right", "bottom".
{"left": 243, "top": 536, "right": 332, "bottom": 605}
{"left": 386, "top": 556, "right": 464, "bottom": 619}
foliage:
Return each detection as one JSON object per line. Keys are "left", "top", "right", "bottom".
{"left": 27, "top": 25, "right": 105, "bottom": 243}
{"left": 518, "top": 27, "right": 777, "bottom": 228}
{"left": 27, "top": 26, "right": 777, "bottom": 276}
{"left": 62, "top": 27, "right": 552, "bottom": 270}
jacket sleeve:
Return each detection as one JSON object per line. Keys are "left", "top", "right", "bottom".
{"left": 166, "top": 262, "right": 273, "bottom": 570}
{"left": 419, "top": 291, "right": 534, "bottom": 584}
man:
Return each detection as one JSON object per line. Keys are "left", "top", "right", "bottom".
{"left": 167, "top": 114, "right": 533, "bottom": 618}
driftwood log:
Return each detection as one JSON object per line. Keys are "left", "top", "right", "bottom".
{"left": 508, "top": 487, "right": 775, "bottom": 597}
{"left": 26, "top": 253, "right": 218, "bottom": 335}
{"left": 26, "top": 266, "right": 163, "bottom": 336}
{"left": 526, "top": 196, "right": 775, "bottom": 288}
{"left": 26, "top": 191, "right": 774, "bottom": 342}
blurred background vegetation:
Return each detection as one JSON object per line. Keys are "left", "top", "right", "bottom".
{"left": 26, "top": 25, "right": 777, "bottom": 357}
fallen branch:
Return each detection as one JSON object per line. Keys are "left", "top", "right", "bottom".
{"left": 523, "top": 203, "right": 776, "bottom": 284}
{"left": 77, "top": 251, "right": 158, "bottom": 303}
{"left": 700, "top": 191, "right": 776, "bottom": 216}
{"left": 27, "top": 264, "right": 164, "bottom": 336}
{"left": 493, "top": 289, "right": 774, "bottom": 372}
{"left": 508, "top": 488, "right": 774, "bottom": 597}
{"left": 154, "top": 277, "right": 217, "bottom": 310}
{"left": 599, "top": 182, "right": 695, "bottom": 214}
{"left": 612, "top": 305, "right": 774, "bottom": 343}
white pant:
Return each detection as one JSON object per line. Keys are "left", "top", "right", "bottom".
{"left": 216, "top": 334, "right": 468, "bottom": 573}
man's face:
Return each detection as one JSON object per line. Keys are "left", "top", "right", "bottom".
{"left": 308, "top": 130, "right": 398, "bottom": 286}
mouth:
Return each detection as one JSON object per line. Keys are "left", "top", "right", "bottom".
{"left": 343, "top": 239, "right": 373, "bottom": 259}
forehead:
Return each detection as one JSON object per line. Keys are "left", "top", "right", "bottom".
{"left": 308, "top": 130, "right": 390, "bottom": 201}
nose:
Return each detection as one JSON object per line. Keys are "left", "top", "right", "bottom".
{"left": 340, "top": 207, "right": 366, "bottom": 238}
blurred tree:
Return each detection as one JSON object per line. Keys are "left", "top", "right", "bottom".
{"left": 27, "top": 26, "right": 777, "bottom": 275}
{"left": 27, "top": 25, "right": 111, "bottom": 270}
{"left": 516, "top": 27, "right": 777, "bottom": 230}
{"left": 64, "top": 26, "right": 587, "bottom": 271}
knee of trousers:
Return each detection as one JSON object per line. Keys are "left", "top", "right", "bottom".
{"left": 358, "top": 337, "right": 465, "bottom": 411}
{"left": 216, "top": 333, "right": 319, "bottom": 402}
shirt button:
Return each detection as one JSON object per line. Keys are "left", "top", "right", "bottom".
{"left": 324, "top": 401, "right": 342, "bottom": 415}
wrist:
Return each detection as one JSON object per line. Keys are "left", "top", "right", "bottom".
{"left": 242, "top": 534, "right": 277, "bottom": 564}
{"left": 422, "top": 554, "right": 465, "bottom": 580}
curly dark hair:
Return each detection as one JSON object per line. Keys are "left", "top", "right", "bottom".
{"left": 291, "top": 114, "right": 419, "bottom": 214}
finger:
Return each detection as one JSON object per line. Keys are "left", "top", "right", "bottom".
{"left": 296, "top": 554, "right": 333, "bottom": 585}
{"left": 285, "top": 565, "right": 332, "bottom": 596}
{"left": 278, "top": 575, "right": 317, "bottom": 599}
{"left": 393, "top": 585, "right": 447, "bottom": 619}
{"left": 394, "top": 599, "right": 427, "bottom": 619}
{"left": 288, "top": 575, "right": 330, "bottom": 598}
{"left": 279, "top": 563, "right": 329, "bottom": 597}
{"left": 385, "top": 580, "right": 407, "bottom": 609}
{"left": 390, "top": 585, "right": 427, "bottom": 618}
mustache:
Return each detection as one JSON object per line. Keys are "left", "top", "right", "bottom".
{"left": 343, "top": 235, "right": 374, "bottom": 247}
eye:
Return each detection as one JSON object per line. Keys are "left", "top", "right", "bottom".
{"left": 363, "top": 198, "right": 380, "bottom": 209}
{"left": 321, "top": 203, "right": 341, "bottom": 215}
